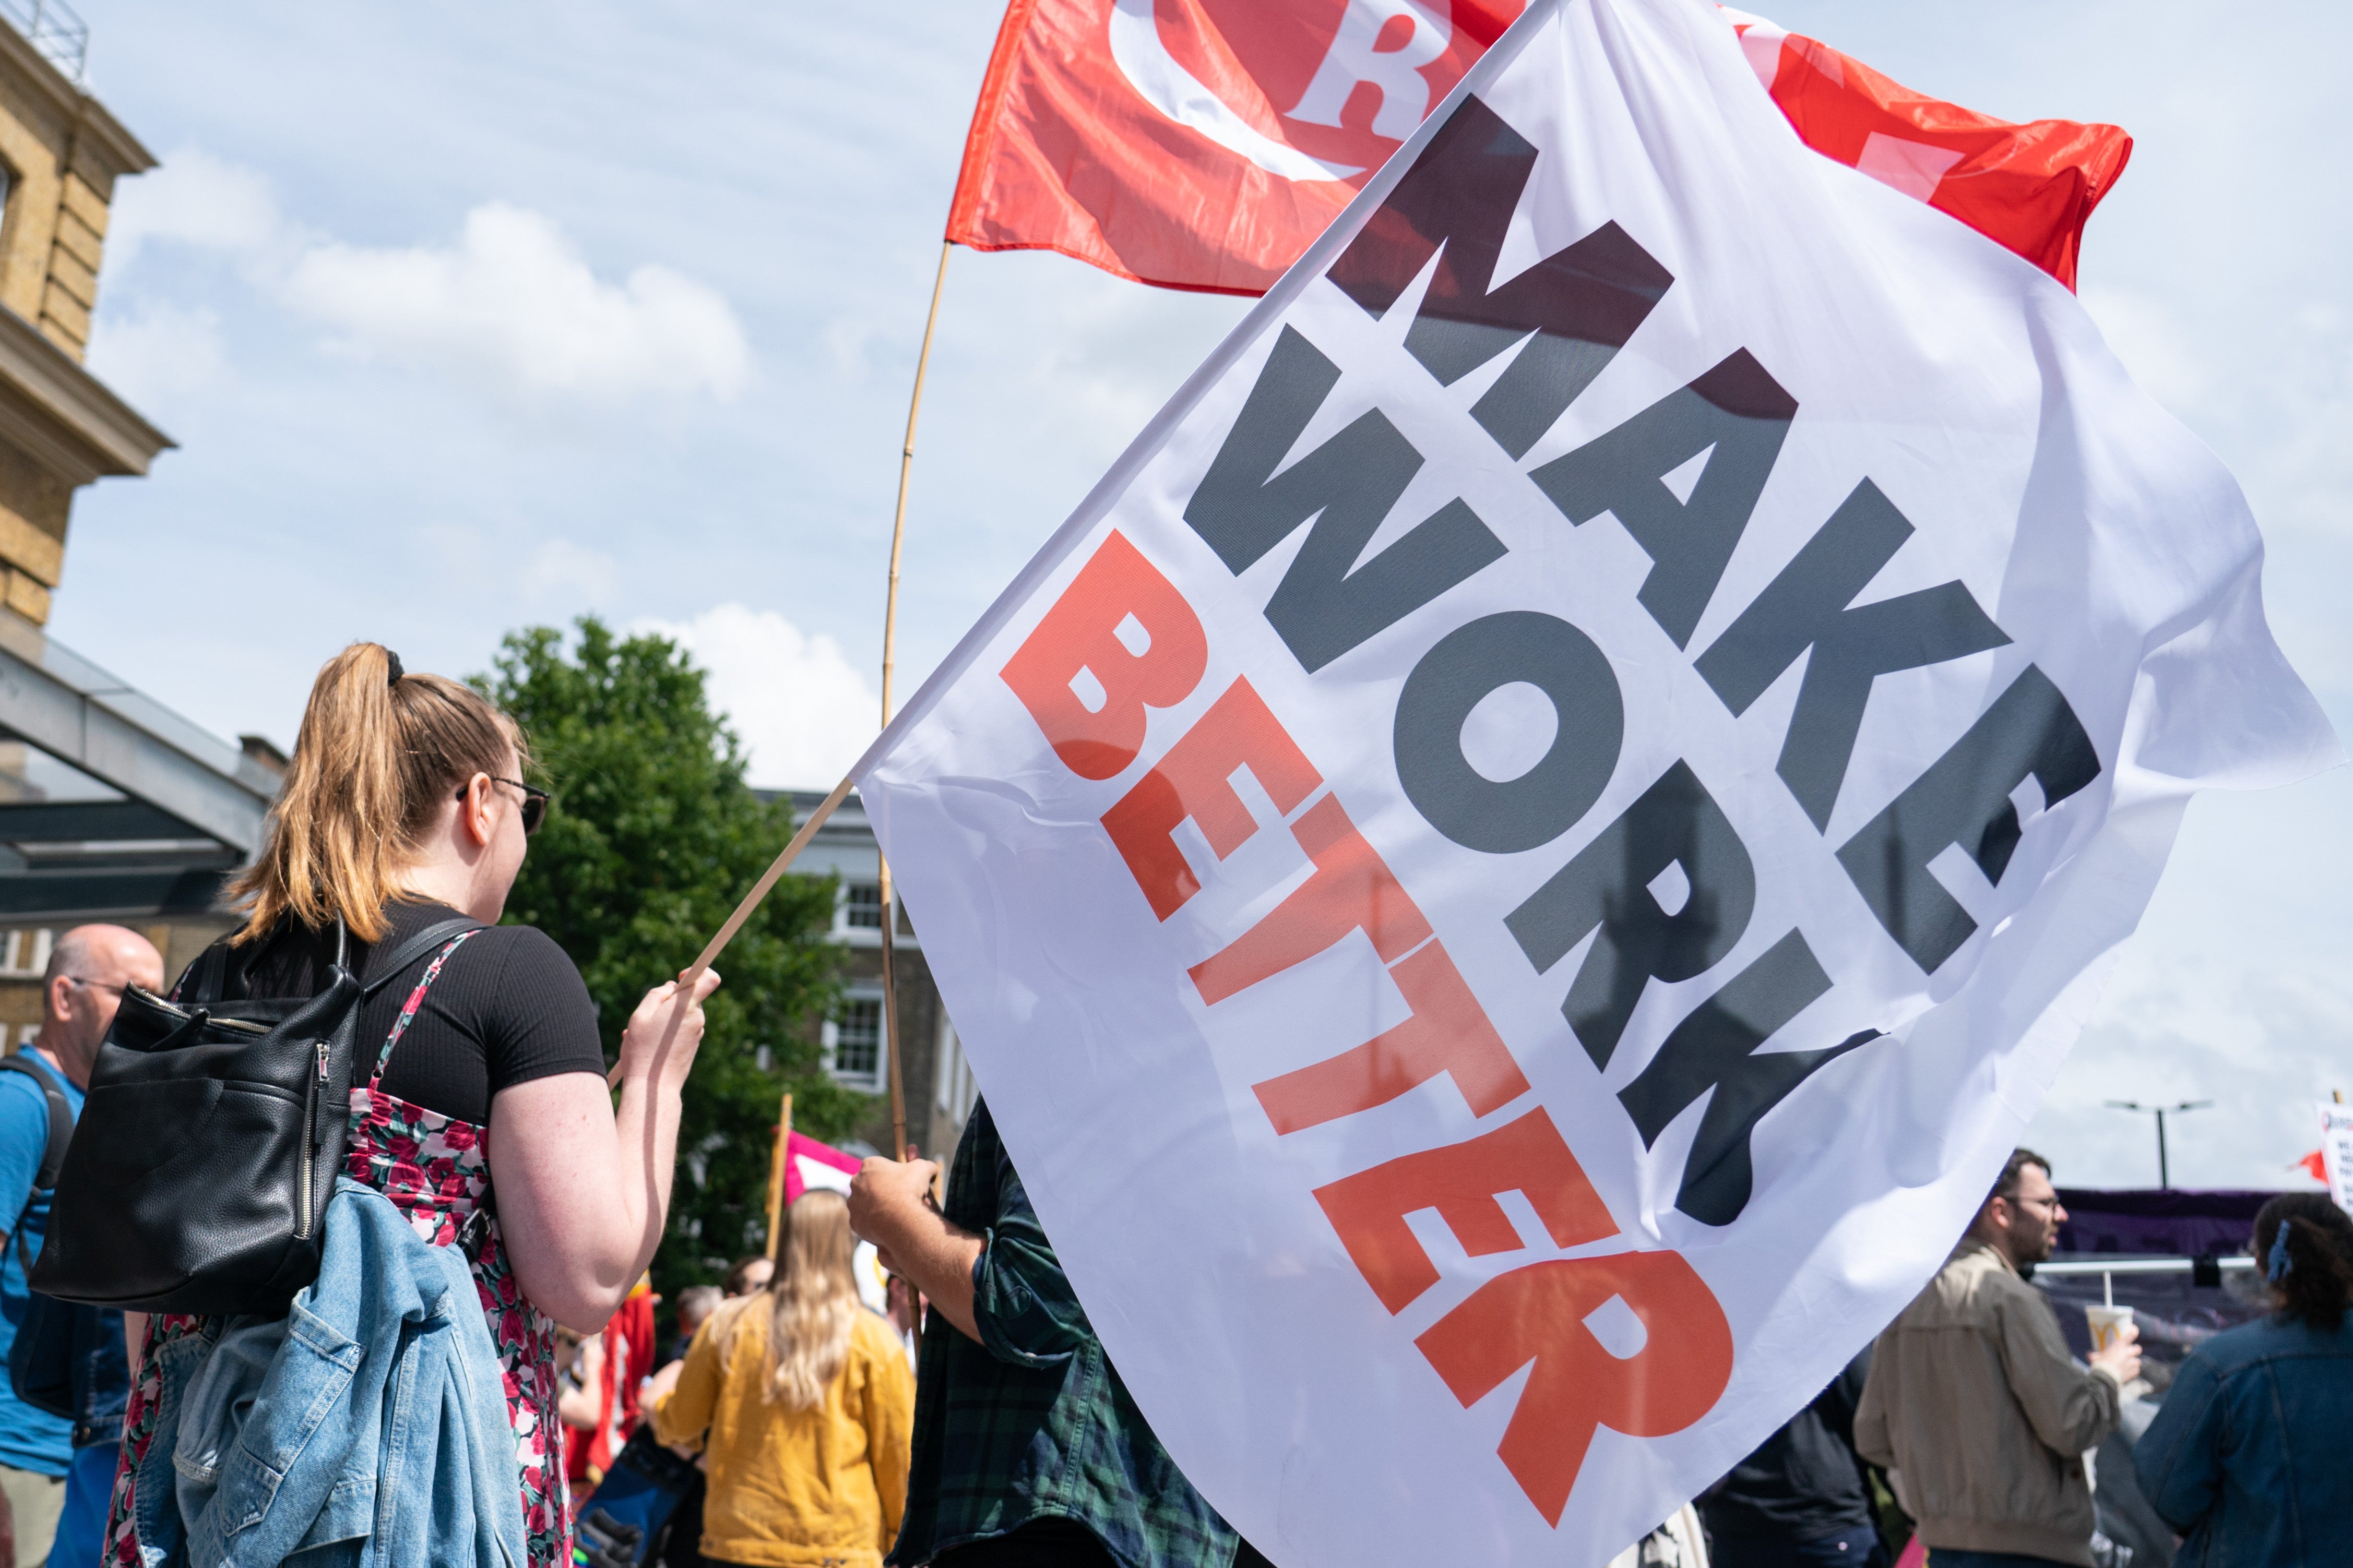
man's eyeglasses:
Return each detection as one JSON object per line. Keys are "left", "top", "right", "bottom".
{"left": 62, "top": 976, "right": 126, "bottom": 996}
{"left": 456, "top": 776, "right": 551, "bottom": 836}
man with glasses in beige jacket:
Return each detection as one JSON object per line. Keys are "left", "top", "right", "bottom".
{"left": 1854, "top": 1150, "right": 2143, "bottom": 1568}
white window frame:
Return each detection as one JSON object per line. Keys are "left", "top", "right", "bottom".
{"left": 834, "top": 880, "right": 885, "bottom": 939}
{"left": 822, "top": 983, "right": 888, "bottom": 1092}
{"left": 0, "top": 930, "right": 52, "bottom": 979}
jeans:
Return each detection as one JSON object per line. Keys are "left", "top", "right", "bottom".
{"left": 133, "top": 1181, "right": 522, "bottom": 1568}
{"left": 1925, "top": 1552, "right": 2075, "bottom": 1568}
{"left": 44, "top": 1443, "right": 115, "bottom": 1568}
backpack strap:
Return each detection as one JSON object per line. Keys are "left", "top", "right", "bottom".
{"left": 182, "top": 939, "right": 234, "bottom": 1006}
{"left": 359, "top": 919, "right": 488, "bottom": 1087}
{"left": 360, "top": 918, "right": 489, "bottom": 999}
{"left": 0, "top": 1052, "right": 74, "bottom": 1275}
{"left": 0, "top": 1055, "right": 72, "bottom": 1192}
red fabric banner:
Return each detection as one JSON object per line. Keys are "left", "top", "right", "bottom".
{"left": 1723, "top": 9, "right": 2131, "bottom": 289}
{"left": 947, "top": 1, "right": 2129, "bottom": 294}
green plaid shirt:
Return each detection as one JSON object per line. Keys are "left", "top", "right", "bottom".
{"left": 889, "top": 1100, "right": 1241, "bottom": 1568}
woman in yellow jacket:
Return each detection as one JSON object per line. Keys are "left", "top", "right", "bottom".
{"left": 652, "top": 1189, "right": 915, "bottom": 1568}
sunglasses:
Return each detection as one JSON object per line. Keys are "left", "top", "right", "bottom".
{"left": 456, "top": 775, "right": 551, "bottom": 835}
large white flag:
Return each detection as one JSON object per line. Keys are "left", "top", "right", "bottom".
{"left": 854, "top": 0, "right": 2337, "bottom": 1560}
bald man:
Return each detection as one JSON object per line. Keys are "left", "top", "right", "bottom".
{"left": 0, "top": 925, "right": 160, "bottom": 1566}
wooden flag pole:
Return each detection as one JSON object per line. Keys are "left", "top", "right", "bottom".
{"left": 606, "top": 775, "right": 856, "bottom": 1089}
{"left": 875, "top": 240, "right": 953, "bottom": 1166}
{"left": 764, "top": 1092, "right": 793, "bottom": 1262}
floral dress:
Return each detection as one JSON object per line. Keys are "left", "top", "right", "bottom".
{"left": 105, "top": 931, "right": 571, "bottom": 1568}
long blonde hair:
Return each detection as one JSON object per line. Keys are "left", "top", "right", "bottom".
{"left": 762, "top": 1190, "right": 860, "bottom": 1409}
{"left": 229, "top": 642, "right": 526, "bottom": 944}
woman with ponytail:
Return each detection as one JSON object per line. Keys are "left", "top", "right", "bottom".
{"left": 2132, "top": 1191, "right": 2353, "bottom": 1565}
{"left": 105, "top": 643, "right": 722, "bottom": 1568}
{"left": 649, "top": 1189, "right": 913, "bottom": 1568}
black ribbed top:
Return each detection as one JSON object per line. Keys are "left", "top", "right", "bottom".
{"left": 212, "top": 898, "right": 606, "bottom": 1126}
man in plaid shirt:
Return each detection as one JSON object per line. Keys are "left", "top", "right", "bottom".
{"left": 850, "top": 1100, "right": 1268, "bottom": 1568}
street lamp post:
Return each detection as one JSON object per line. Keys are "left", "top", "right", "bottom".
{"left": 2105, "top": 1099, "right": 2214, "bottom": 1188}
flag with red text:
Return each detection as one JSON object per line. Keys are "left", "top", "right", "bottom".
{"left": 947, "top": 0, "right": 2129, "bottom": 294}
{"left": 870, "top": 1, "right": 2335, "bottom": 1560}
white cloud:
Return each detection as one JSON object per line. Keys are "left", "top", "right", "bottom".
{"left": 637, "top": 604, "right": 880, "bottom": 789}
{"left": 85, "top": 301, "right": 230, "bottom": 410}
{"left": 102, "top": 152, "right": 749, "bottom": 407}
{"left": 282, "top": 203, "right": 751, "bottom": 403}
{"left": 103, "top": 147, "right": 287, "bottom": 272}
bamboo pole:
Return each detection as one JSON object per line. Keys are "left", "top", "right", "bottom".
{"left": 764, "top": 1093, "right": 793, "bottom": 1262}
{"left": 878, "top": 868, "right": 909, "bottom": 1163}
{"left": 606, "top": 775, "right": 857, "bottom": 1089}
{"left": 875, "top": 240, "right": 953, "bottom": 1165}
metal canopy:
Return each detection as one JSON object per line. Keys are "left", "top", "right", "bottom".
{"left": 0, "top": 621, "right": 271, "bottom": 923}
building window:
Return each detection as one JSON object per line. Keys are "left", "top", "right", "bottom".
{"left": 824, "top": 990, "right": 886, "bottom": 1091}
{"left": 841, "top": 882, "right": 884, "bottom": 931}
{"left": 0, "top": 930, "right": 51, "bottom": 978}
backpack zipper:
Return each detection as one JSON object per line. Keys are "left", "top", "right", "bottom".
{"left": 299, "top": 1037, "right": 327, "bottom": 1239}
{"left": 127, "top": 989, "right": 271, "bottom": 1037}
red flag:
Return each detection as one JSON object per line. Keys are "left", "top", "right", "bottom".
{"left": 949, "top": 0, "right": 1520, "bottom": 295}
{"left": 2295, "top": 1148, "right": 2329, "bottom": 1182}
{"left": 947, "top": 1, "right": 2127, "bottom": 295}
{"left": 1722, "top": 9, "right": 2131, "bottom": 289}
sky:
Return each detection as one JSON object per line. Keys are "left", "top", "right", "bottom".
{"left": 52, "top": 0, "right": 2351, "bottom": 1189}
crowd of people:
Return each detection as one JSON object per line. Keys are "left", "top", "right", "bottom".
{"left": 0, "top": 644, "right": 2342, "bottom": 1568}
{"left": 1701, "top": 1153, "right": 2351, "bottom": 1568}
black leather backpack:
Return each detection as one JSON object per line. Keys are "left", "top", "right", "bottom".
{"left": 30, "top": 915, "right": 481, "bottom": 1315}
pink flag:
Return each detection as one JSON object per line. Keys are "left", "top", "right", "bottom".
{"left": 783, "top": 1130, "right": 862, "bottom": 1207}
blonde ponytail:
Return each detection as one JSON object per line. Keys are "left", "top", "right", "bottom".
{"left": 229, "top": 642, "right": 525, "bottom": 944}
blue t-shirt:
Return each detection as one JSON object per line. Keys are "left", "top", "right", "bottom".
{"left": 0, "top": 1059, "right": 81, "bottom": 1476}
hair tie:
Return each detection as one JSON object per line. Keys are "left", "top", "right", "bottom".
{"left": 2267, "top": 1224, "right": 2296, "bottom": 1284}
{"left": 385, "top": 650, "right": 405, "bottom": 685}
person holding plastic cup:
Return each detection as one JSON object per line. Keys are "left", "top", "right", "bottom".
{"left": 1853, "top": 1150, "right": 2141, "bottom": 1568}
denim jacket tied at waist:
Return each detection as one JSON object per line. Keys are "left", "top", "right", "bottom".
{"left": 130, "top": 1178, "right": 524, "bottom": 1568}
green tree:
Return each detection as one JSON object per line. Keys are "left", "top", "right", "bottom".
{"left": 476, "top": 617, "right": 867, "bottom": 1299}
